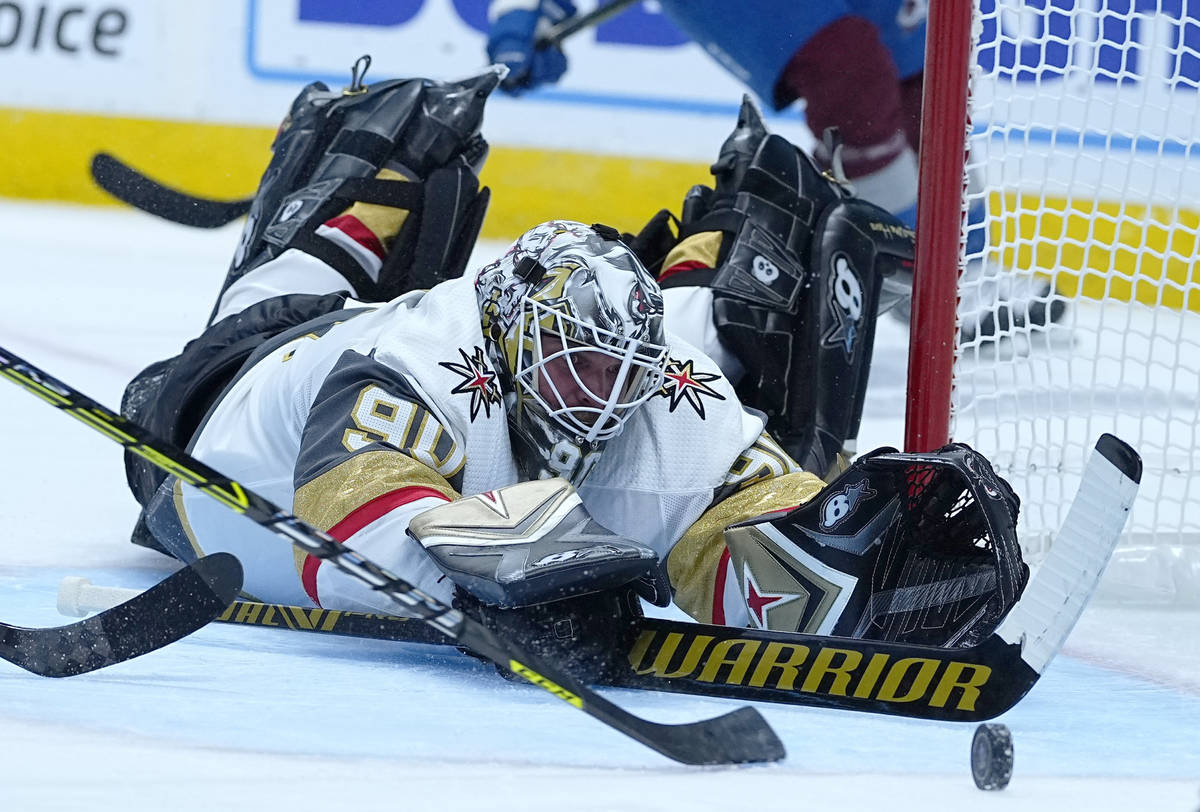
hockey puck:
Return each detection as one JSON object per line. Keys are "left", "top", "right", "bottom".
{"left": 970, "top": 723, "right": 1013, "bottom": 790}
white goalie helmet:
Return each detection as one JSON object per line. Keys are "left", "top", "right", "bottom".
{"left": 475, "top": 220, "right": 668, "bottom": 484}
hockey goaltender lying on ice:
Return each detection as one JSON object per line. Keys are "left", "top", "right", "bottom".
{"left": 0, "top": 64, "right": 1141, "bottom": 766}
{"left": 0, "top": 349, "right": 1143, "bottom": 765}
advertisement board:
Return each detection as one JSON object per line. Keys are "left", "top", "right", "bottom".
{"left": 0, "top": 1, "right": 1195, "bottom": 245}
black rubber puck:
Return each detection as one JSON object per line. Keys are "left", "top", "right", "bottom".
{"left": 971, "top": 723, "right": 1014, "bottom": 790}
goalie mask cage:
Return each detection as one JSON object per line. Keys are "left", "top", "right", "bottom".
{"left": 906, "top": 0, "right": 1200, "bottom": 579}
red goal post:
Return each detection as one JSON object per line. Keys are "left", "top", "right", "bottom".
{"left": 905, "top": 0, "right": 974, "bottom": 453}
{"left": 903, "top": 0, "right": 1200, "bottom": 594}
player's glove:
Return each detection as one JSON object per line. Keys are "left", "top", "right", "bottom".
{"left": 407, "top": 477, "right": 671, "bottom": 608}
{"left": 487, "top": 0, "right": 576, "bottom": 94}
{"left": 453, "top": 585, "right": 645, "bottom": 683}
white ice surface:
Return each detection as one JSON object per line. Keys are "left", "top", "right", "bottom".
{"left": 1, "top": 202, "right": 1198, "bottom": 811}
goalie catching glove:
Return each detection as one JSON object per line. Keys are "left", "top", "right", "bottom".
{"left": 720, "top": 442, "right": 1029, "bottom": 647}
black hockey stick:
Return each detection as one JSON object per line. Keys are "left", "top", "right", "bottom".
{"left": 0, "top": 345, "right": 783, "bottom": 766}
{"left": 539, "top": 0, "right": 640, "bottom": 46}
{"left": 90, "top": 153, "right": 253, "bottom": 228}
{"left": 60, "top": 436, "right": 1143, "bottom": 723}
{"left": 1, "top": 553, "right": 242, "bottom": 678}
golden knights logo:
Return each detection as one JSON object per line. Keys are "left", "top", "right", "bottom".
{"left": 439, "top": 346, "right": 503, "bottom": 421}
{"left": 654, "top": 357, "right": 725, "bottom": 418}
{"left": 726, "top": 522, "right": 858, "bottom": 635}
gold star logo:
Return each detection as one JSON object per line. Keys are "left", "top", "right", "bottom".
{"left": 440, "top": 347, "right": 502, "bottom": 421}
{"left": 655, "top": 357, "right": 725, "bottom": 419}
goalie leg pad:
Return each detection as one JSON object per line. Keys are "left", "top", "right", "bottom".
{"left": 709, "top": 195, "right": 912, "bottom": 477}
{"left": 407, "top": 478, "right": 670, "bottom": 608}
{"left": 725, "top": 443, "right": 1028, "bottom": 647}
{"left": 650, "top": 101, "right": 914, "bottom": 476}
{"left": 215, "top": 68, "right": 499, "bottom": 316}
{"left": 772, "top": 198, "right": 913, "bottom": 475}
{"left": 660, "top": 106, "right": 848, "bottom": 420}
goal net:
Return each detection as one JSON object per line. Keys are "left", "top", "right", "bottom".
{"left": 906, "top": 1, "right": 1200, "bottom": 600}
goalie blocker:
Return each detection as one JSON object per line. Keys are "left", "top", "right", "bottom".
{"left": 406, "top": 477, "right": 671, "bottom": 680}
{"left": 406, "top": 478, "right": 670, "bottom": 609}
{"left": 406, "top": 443, "right": 1027, "bottom": 662}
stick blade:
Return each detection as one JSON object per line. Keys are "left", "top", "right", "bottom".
{"left": 1, "top": 553, "right": 243, "bottom": 678}
{"left": 643, "top": 706, "right": 786, "bottom": 765}
{"left": 91, "top": 153, "right": 252, "bottom": 228}
{"left": 995, "top": 434, "right": 1141, "bottom": 674}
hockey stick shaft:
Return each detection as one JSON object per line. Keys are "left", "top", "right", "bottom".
{"left": 2, "top": 554, "right": 242, "bottom": 677}
{"left": 90, "top": 153, "right": 253, "bottom": 228}
{"left": 540, "top": 0, "right": 640, "bottom": 46}
{"left": 0, "top": 345, "right": 782, "bottom": 764}
{"left": 61, "top": 580, "right": 454, "bottom": 646}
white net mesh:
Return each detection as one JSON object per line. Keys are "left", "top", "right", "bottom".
{"left": 950, "top": 1, "right": 1200, "bottom": 577}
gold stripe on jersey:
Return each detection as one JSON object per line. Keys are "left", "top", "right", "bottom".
{"left": 173, "top": 477, "right": 206, "bottom": 561}
{"left": 292, "top": 449, "right": 461, "bottom": 534}
{"left": 668, "top": 470, "right": 825, "bottom": 625}
{"left": 723, "top": 431, "right": 804, "bottom": 491}
{"left": 291, "top": 450, "right": 462, "bottom": 580}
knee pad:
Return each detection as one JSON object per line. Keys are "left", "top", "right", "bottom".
{"left": 781, "top": 15, "right": 905, "bottom": 177}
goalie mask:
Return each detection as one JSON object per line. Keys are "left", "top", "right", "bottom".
{"left": 475, "top": 221, "right": 668, "bottom": 485}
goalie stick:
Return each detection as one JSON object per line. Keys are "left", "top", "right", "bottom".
{"left": 89, "top": 0, "right": 638, "bottom": 229}
{"left": 58, "top": 435, "right": 1141, "bottom": 723}
{"left": 1, "top": 553, "right": 242, "bottom": 678}
{"left": 0, "top": 345, "right": 783, "bottom": 766}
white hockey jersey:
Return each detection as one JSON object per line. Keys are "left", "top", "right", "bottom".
{"left": 168, "top": 268, "right": 791, "bottom": 616}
